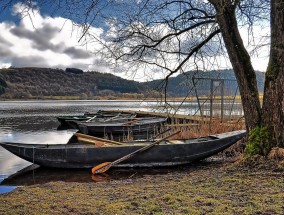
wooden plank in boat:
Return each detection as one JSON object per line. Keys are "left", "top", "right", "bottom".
{"left": 166, "top": 123, "right": 199, "bottom": 127}
{"left": 167, "top": 140, "right": 184, "bottom": 144}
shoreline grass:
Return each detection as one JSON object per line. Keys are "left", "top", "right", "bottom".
{"left": 1, "top": 158, "right": 283, "bottom": 215}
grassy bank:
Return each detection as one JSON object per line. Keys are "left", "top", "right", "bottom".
{"left": 1, "top": 158, "right": 284, "bottom": 215}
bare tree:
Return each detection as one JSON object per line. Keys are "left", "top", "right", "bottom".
{"left": 1, "top": 0, "right": 283, "bottom": 153}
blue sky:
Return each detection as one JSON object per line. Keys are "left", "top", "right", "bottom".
{"left": 0, "top": 2, "right": 114, "bottom": 73}
{"left": 0, "top": 2, "right": 270, "bottom": 81}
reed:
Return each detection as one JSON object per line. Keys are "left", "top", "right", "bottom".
{"left": 164, "top": 116, "right": 245, "bottom": 139}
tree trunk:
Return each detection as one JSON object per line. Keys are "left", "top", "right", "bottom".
{"left": 262, "top": 0, "right": 284, "bottom": 147}
{"left": 209, "top": 1, "right": 262, "bottom": 131}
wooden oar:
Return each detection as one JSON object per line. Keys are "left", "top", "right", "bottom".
{"left": 75, "top": 133, "right": 125, "bottom": 145}
{"left": 86, "top": 115, "right": 97, "bottom": 122}
{"left": 91, "top": 130, "right": 181, "bottom": 174}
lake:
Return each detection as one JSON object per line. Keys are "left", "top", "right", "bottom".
{"left": 0, "top": 100, "right": 191, "bottom": 193}
{"left": 0, "top": 99, "right": 243, "bottom": 193}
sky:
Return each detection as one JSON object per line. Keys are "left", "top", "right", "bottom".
{"left": 0, "top": 3, "right": 112, "bottom": 73}
{"left": 0, "top": 2, "right": 270, "bottom": 81}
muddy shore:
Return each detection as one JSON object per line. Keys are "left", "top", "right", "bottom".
{"left": 1, "top": 157, "right": 284, "bottom": 215}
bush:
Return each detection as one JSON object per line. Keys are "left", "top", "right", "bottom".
{"left": 244, "top": 126, "right": 271, "bottom": 156}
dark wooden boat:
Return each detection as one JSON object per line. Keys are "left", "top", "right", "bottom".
{"left": 57, "top": 111, "right": 136, "bottom": 130}
{"left": 0, "top": 130, "right": 246, "bottom": 169}
{"left": 77, "top": 117, "right": 167, "bottom": 139}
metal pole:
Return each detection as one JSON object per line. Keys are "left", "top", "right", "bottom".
{"left": 221, "top": 80, "right": 224, "bottom": 122}
{"left": 192, "top": 78, "right": 203, "bottom": 117}
{"left": 210, "top": 79, "right": 213, "bottom": 132}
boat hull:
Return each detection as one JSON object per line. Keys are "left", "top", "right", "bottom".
{"left": 0, "top": 130, "right": 246, "bottom": 168}
{"left": 77, "top": 117, "right": 167, "bottom": 140}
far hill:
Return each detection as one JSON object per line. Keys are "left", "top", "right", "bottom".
{"left": 0, "top": 67, "right": 265, "bottom": 99}
{"left": 147, "top": 69, "right": 265, "bottom": 97}
{"left": 0, "top": 67, "right": 150, "bottom": 99}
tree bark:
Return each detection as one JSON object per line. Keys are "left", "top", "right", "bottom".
{"left": 209, "top": 1, "right": 262, "bottom": 131}
{"left": 262, "top": 0, "right": 284, "bottom": 147}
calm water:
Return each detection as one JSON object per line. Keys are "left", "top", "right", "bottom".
{"left": 0, "top": 100, "right": 194, "bottom": 193}
{"left": 0, "top": 100, "right": 242, "bottom": 194}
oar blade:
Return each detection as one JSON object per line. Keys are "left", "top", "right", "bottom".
{"left": 92, "top": 162, "right": 112, "bottom": 174}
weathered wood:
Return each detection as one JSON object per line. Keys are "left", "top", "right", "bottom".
{"left": 0, "top": 130, "right": 246, "bottom": 169}
{"left": 166, "top": 123, "right": 199, "bottom": 127}
{"left": 92, "top": 131, "right": 181, "bottom": 174}
{"left": 103, "top": 109, "right": 211, "bottom": 123}
{"left": 75, "top": 133, "right": 125, "bottom": 145}
{"left": 76, "top": 137, "right": 106, "bottom": 147}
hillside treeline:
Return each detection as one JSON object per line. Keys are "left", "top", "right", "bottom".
{"left": 0, "top": 67, "right": 156, "bottom": 99}
{"left": 148, "top": 69, "right": 265, "bottom": 97}
{"left": 0, "top": 67, "right": 265, "bottom": 99}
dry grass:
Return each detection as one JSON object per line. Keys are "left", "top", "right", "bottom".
{"left": 165, "top": 116, "right": 245, "bottom": 140}
{"left": 268, "top": 147, "right": 284, "bottom": 160}
{"left": 1, "top": 159, "right": 284, "bottom": 215}
{"left": 103, "top": 115, "right": 246, "bottom": 142}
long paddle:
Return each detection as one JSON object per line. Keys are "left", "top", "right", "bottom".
{"left": 91, "top": 130, "right": 181, "bottom": 174}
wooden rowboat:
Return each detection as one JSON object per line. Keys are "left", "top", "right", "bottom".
{"left": 77, "top": 117, "right": 167, "bottom": 138}
{"left": 57, "top": 112, "right": 136, "bottom": 130}
{"left": 0, "top": 130, "right": 246, "bottom": 169}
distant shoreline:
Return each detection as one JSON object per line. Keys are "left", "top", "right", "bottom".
{"left": 0, "top": 96, "right": 243, "bottom": 102}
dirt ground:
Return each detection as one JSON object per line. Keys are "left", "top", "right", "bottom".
{"left": 1, "top": 156, "right": 284, "bottom": 215}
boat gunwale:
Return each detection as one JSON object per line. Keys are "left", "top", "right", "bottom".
{"left": 0, "top": 130, "right": 246, "bottom": 149}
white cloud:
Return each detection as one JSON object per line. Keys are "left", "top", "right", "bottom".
{"left": 0, "top": 3, "right": 113, "bottom": 73}
{"left": 0, "top": 2, "right": 270, "bottom": 81}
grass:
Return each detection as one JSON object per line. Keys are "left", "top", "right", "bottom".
{"left": 1, "top": 158, "right": 284, "bottom": 215}
{"left": 0, "top": 113, "right": 274, "bottom": 215}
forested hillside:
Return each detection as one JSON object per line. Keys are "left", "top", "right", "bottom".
{"left": 0, "top": 67, "right": 265, "bottom": 99}
{"left": 0, "top": 67, "right": 151, "bottom": 99}
{"left": 148, "top": 69, "right": 265, "bottom": 97}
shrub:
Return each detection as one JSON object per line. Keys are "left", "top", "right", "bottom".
{"left": 244, "top": 126, "right": 271, "bottom": 156}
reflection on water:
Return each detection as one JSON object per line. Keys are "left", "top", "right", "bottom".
{"left": 0, "top": 130, "right": 75, "bottom": 144}
{"left": 1, "top": 165, "right": 159, "bottom": 186}
{"left": 0, "top": 130, "right": 77, "bottom": 194}
{"left": 1, "top": 161, "right": 217, "bottom": 187}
